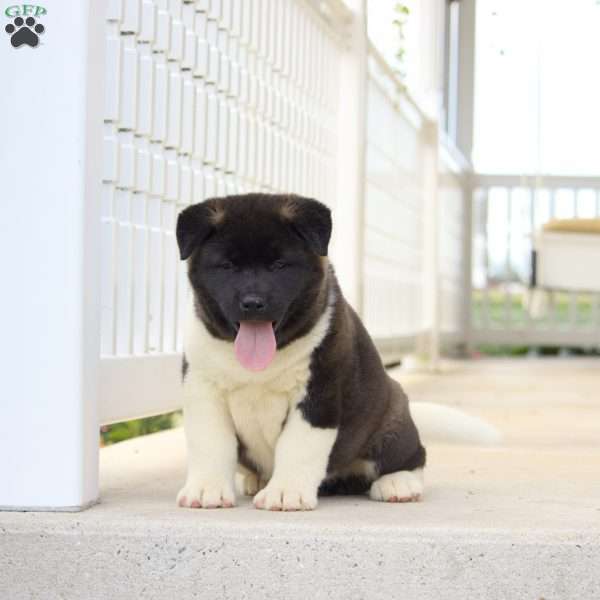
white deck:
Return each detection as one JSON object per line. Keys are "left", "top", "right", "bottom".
{"left": 2, "top": 358, "right": 599, "bottom": 599}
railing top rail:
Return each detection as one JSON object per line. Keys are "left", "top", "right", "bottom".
{"left": 366, "top": 40, "right": 432, "bottom": 125}
{"left": 474, "top": 173, "right": 600, "bottom": 190}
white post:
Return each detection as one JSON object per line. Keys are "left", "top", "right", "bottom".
{"left": 456, "top": 0, "right": 477, "bottom": 161}
{"left": 333, "top": 0, "right": 367, "bottom": 316}
{"left": 422, "top": 120, "right": 441, "bottom": 371}
{"left": 0, "top": 1, "right": 105, "bottom": 510}
{"left": 461, "top": 176, "right": 474, "bottom": 355}
{"left": 456, "top": 0, "right": 477, "bottom": 354}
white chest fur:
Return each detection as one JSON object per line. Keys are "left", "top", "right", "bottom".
{"left": 183, "top": 301, "right": 333, "bottom": 479}
{"left": 228, "top": 379, "right": 306, "bottom": 477}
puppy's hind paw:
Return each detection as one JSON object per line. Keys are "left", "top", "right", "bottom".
{"left": 369, "top": 469, "right": 424, "bottom": 503}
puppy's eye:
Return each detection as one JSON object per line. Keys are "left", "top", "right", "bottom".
{"left": 218, "top": 260, "right": 234, "bottom": 270}
{"left": 270, "top": 260, "right": 287, "bottom": 271}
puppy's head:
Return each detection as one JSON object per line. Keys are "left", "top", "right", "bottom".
{"left": 176, "top": 193, "right": 332, "bottom": 371}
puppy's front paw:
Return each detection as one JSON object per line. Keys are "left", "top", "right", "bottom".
{"left": 177, "top": 478, "right": 236, "bottom": 509}
{"left": 253, "top": 481, "right": 318, "bottom": 511}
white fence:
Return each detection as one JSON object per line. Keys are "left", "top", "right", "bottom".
{"left": 471, "top": 174, "right": 600, "bottom": 348}
{"left": 364, "top": 47, "right": 470, "bottom": 357}
{"left": 100, "top": 0, "right": 349, "bottom": 424}
{"left": 100, "top": 2, "right": 471, "bottom": 424}
{"left": 0, "top": 0, "right": 470, "bottom": 510}
{"left": 364, "top": 49, "right": 427, "bottom": 346}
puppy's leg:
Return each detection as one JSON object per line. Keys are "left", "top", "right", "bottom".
{"left": 177, "top": 375, "right": 237, "bottom": 509}
{"left": 253, "top": 408, "right": 337, "bottom": 511}
{"left": 367, "top": 386, "right": 427, "bottom": 503}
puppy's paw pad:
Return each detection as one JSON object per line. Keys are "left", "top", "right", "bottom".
{"left": 369, "top": 469, "right": 424, "bottom": 503}
{"left": 253, "top": 484, "right": 317, "bottom": 511}
{"left": 176, "top": 479, "right": 236, "bottom": 509}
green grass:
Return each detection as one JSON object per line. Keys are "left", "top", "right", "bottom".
{"left": 474, "top": 344, "right": 532, "bottom": 357}
{"left": 472, "top": 287, "right": 600, "bottom": 357}
{"left": 100, "top": 411, "right": 182, "bottom": 446}
{"left": 472, "top": 288, "right": 598, "bottom": 329}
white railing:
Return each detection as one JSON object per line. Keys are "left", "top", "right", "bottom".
{"left": 364, "top": 45, "right": 471, "bottom": 358}
{"left": 471, "top": 174, "right": 600, "bottom": 348}
{"left": 99, "top": 1, "right": 474, "bottom": 425}
{"left": 100, "top": 0, "right": 350, "bottom": 425}
{"left": 0, "top": 0, "right": 470, "bottom": 511}
{"left": 364, "top": 46, "right": 428, "bottom": 348}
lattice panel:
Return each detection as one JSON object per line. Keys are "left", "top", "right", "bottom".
{"left": 363, "top": 72, "right": 426, "bottom": 340}
{"left": 100, "top": 0, "right": 342, "bottom": 357}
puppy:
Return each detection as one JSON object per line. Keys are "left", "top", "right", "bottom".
{"left": 176, "top": 193, "right": 425, "bottom": 511}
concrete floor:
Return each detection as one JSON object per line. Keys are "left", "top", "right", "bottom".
{"left": 2, "top": 358, "right": 600, "bottom": 599}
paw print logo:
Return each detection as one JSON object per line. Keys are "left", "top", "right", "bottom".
{"left": 5, "top": 16, "right": 45, "bottom": 48}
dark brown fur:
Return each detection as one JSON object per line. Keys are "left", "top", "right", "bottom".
{"left": 299, "top": 271, "right": 426, "bottom": 493}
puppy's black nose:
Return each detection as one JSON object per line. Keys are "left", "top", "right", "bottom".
{"left": 240, "top": 294, "right": 266, "bottom": 313}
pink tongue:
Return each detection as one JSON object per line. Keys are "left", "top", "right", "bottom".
{"left": 234, "top": 321, "right": 277, "bottom": 371}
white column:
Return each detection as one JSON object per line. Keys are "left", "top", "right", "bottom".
{"left": 0, "top": 0, "right": 105, "bottom": 510}
{"left": 456, "top": 0, "right": 477, "bottom": 161}
{"left": 456, "top": 0, "right": 477, "bottom": 352}
{"left": 421, "top": 121, "right": 441, "bottom": 371}
{"left": 460, "top": 177, "right": 474, "bottom": 355}
{"left": 333, "top": 0, "right": 367, "bottom": 316}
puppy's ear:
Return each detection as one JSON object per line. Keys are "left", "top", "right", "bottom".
{"left": 176, "top": 201, "right": 223, "bottom": 260}
{"left": 286, "top": 197, "right": 332, "bottom": 256}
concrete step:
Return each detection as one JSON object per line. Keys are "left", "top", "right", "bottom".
{"left": 2, "top": 358, "right": 600, "bottom": 599}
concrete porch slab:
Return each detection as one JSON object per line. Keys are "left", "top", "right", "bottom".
{"left": 1, "top": 358, "right": 600, "bottom": 599}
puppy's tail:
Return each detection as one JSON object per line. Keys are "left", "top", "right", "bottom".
{"left": 409, "top": 402, "right": 502, "bottom": 445}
